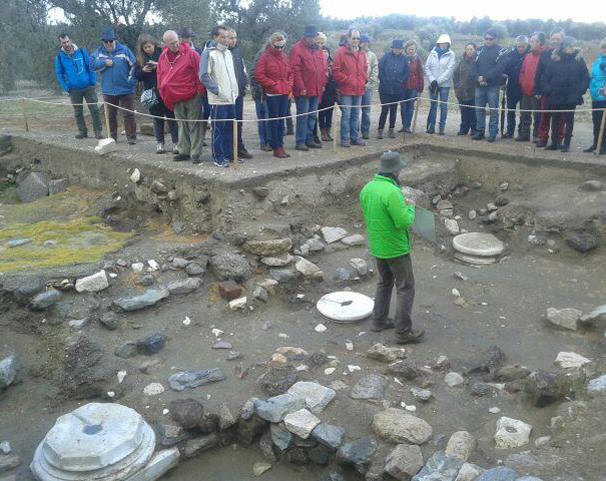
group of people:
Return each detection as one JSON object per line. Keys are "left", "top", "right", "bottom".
{"left": 54, "top": 25, "right": 606, "bottom": 166}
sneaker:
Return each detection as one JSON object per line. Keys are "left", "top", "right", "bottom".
{"left": 515, "top": 135, "right": 530, "bottom": 142}
{"left": 395, "top": 329, "right": 425, "bottom": 344}
{"left": 127, "top": 139, "right": 136, "bottom": 145}
{"left": 502, "top": 132, "right": 513, "bottom": 139}
{"left": 438, "top": 130, "right": 445, "bottom": 135}
{"left": 583, "top": 145, "right": 596, "bottom": 153}
{"left": 262, "top": 144, "right": 273, "bottom": 152}
{"left": 362, "top": 133, "right": 370, "bottom": 140}
{"left": 305, "top": 140, "right": 322, "bottom": 149}
{"left": 457, "top": 131, "right": 467, "bottom": 136}
{"left": 426, "top": 126, "right": 435, "bottom": 134}
{"left": 341, "top": 139, "right": 351, "bottom": 148}
{"left": 397, "top": 127, "right": 406, "bottom": 133}
{"left": 273, "top": 147, "right": 290, "bottom": 158}
{"left": 377, "top": 129, "right": 384, "bottom": 139}
{"left": 75, "top": 133, "right": 88, "bottom": 139}
{"left": 94, "top": 132, "right": 103, "bottom": 140}
{"left": 214, "top": 161, "right": 230, "bottom": 168}
{"left": 405, "top": 128, "right": 413, "bottom": 134}
{"left": 388, "top": 128, "right": 396, "bottom": 139}
{"left": 172, "top": 146, "right": 180, "bottom": 154}
{"left": 471, "top": 132, "right": 485, "bottom": 141}
{"left": 156, "top": 142, "right": 165, "bottom": 154}
{"left": 535, "top": 141, "right": 547, "bottom": 148}
{"left": 487, "top": 136, "right": 496, "bottom": 143}
{"left": 351, "top": 139, "right": 367, "bottom": 146}
{"left": 370, "top": 320, "right": 395, "bottom": 332}
{"left": 560, "top": 145, "right": 570, "bottom": 153}
{"left": 295, "top": 143, "right": 309, "bottom": 151}
{"left": 191, "top": 155, "right": 202, "bottom": 164}
{"left": 173, "top": 154, "right": 190, "bottom": 162}
{"left": 238, "top": 149, "right": 253, "bottom": 159}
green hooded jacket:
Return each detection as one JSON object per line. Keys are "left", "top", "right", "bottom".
{"left": 359, "top": 175, "right": 416, "bottom": 259}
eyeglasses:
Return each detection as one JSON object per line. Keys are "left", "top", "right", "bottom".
{"left": 351, "top": 37, "right": 360, "bottom": 40}
{"left": 103, "top": 40, "right": 115, "bottom": 44}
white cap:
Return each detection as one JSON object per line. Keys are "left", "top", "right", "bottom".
{"left": 436, "top": 34, "right": 451, "bottom": 45}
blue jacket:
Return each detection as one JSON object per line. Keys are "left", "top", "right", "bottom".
{"left": 590, "top": 54, "right": 606, "bottom": 102}
{"left": 378, "top": 52, "right": 409, "bottom": 96}
{"left": 54, "top": 46, "right": 96, "bottom": 92}
{"left": 91, "top": 42, "right": 137, "bottom": 95}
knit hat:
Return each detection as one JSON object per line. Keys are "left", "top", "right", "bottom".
{"left": 101, "top": 27, "right": 116, "bottom": 41}
{"left": 178, "top": 27, "right": 196, "bottom": 38}
{"left": 304, "top": 25, "right": 319, "bottom": 37}
{"left": 436, "top": 34, "right": 451, "bottom": 45}
{"left": 391, "top": 39, "right": 404, "bottom": 49}
{"left": 360, "top": 34, "right": 371, "bottom": 43}
{"left": 380, "top": 151, "right": 407, "bottom": 173}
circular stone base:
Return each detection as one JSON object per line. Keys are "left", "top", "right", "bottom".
{"left": 316, "top": 291, "right": 374, "bottom": 323}
{"left": 452, "top": 232, "right": 505, "bottom": 257}
{"left": 454, "top": 252, "right": 498, "bottom": 266}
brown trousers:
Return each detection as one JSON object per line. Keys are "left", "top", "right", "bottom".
{"left": 373, "top": 254, "right": 415, "bottom": 334}
{"left": 103, "top": 93, "right": 136, "bottom": 141}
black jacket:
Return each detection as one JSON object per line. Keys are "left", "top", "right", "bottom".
{"left": 540, "top": 48, "right": 590, "bottom": 106}
{"left": 132, "top": 46, "right": 161, "bottom": 90}
{"left": 534, "top": 47, "right": 555, "bottom": 96}
{"left": 476, "top": 43, "right": 509, "bottom": 86}
{"left": 378, "top": 52, "right": 409, "bottom": 96}
{"left": 453, "top": 56, "right": 478, "bottom": 100}
{"left": 504, "top": 47, "right": 528, "bottom": 97}
{"left": 229, "top": 43, "right": 248, "bottom": 96}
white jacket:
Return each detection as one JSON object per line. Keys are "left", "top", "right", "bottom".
{"left": 424, "top": 48, "right": 456, "bottom": 87}
{"left": 200, "top": 43, "right": 239, "bottom": 105}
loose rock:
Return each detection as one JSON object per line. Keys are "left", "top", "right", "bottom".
{"left": 321, "top": 227, "right": 348, "bottom": 244}
{"left": 336, "top": 436, "right": 377, "bottom": 474}
{"left": 494, "top": 417, "right": 532, "bottom": 449}
{"left": 244, "top": 238, "right": 293, "bottom": 256}
{"left": 75, "top": 270, "right": 109, "bottom": 293}
{"left": 385, "top": 444, "right": 424, "bottom": 481}
{"left": 475, "top": 467, "right": 519, "bottom": 481}
{"left": 350, "top": 374, "right": 388, "bottom": 400}
{"left": 444, "top": 372, "right": 465, "bottom": 387}
{"left": 0, "top": 356, "right": 18, "bottom": 390}
{"left": 211, "top": 252, "right": 253, "bottom": 282}
{"left": 169, "top": 398, "right": 204, "bottom": 429}
{"left": 30, "top": 289, "right": 62, "bottom": 311}
{"left": 413, "top": 451, "right": 465, "bottom": 481}
{"left": 554, "top": 351, "right": 591, "bottom": 369}
{"left": 17, "top": 172, "right": 49, "bottom": 202}
{"left": 287, "top": 381, "right": 336, "bottom": 414}
{"left": 168, "top": 368, "right": 225, "bottom": 391}
{"left": 445, "top": 431, "right": 476, "bottom": 461}
{"left": 366, "top": 343, "right": 407, "bottom": 363}
{"left": 372, "top": 408, "right": 433, "bottom": 445}
{"left": 136, "top": 332, "right": 167, "bottom": 355}
{"left": 341, "top": 234, "right": 365, "bottom": 246}
{"left": 167, "top": 278, "right": 202, "bottom": 295}
{"left": 256, "top": 393, "right": 306, "bottom": 423}
{"left": 284, "top": 409, "right": 321, "bottom": 439}
{"left": 566, "top": 232, "right": 598, "bottom": 253}
{"left": 113, "top": 288, "right": 170, "bottom": 311}
{"left": 218, "top": 280, "right": 244, "bottom": 301}
{"left": 455, "top": 463, "right": 485, "bottom": 481}
{"left": 545, "top": 307, "right": 581, "bottom": 330}
{"left": 311, "top": 423, "right": 345, "bottom": 450}
{"left": 411, "top": 387, "right": 433, "bottom": 402}
{"left": 253, "top": 462, "right": 272, "bottom": 477}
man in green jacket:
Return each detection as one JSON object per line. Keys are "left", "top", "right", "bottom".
{"left": 360, "top": 151, "right": 424, "bottom": 344}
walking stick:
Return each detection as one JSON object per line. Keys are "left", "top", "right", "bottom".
{"left": 596, "top": 108, "right": 606, "bottom": 156}
{"left": 94, "top": 100, "right": 117, "bottom": 155}
{"left": 411, "top": 96, "right": 421, "bottom": 133}
{"left": 20, "top": 98, "right": 29, "bottom": 132}
{"left": 232, "top": 119, "right": 238, "bottom": 170}
{"left": 500, "top": 84, "right": 506, "bottom": 137}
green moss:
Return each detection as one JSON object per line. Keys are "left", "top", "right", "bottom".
{"left": 0, "top": 217, "right": 132, "bottom": 273}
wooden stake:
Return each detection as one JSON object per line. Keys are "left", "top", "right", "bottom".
{"left": 333, "top": 104, "right": 339, "bottom": 152}
{"left": 232, "top": 119, "right": 238, "bottom": 170}
{"left": 597, "top": 108, "right": 606, "bottom": 156}
{"left": 21, "top": 98, "right": 29, "bottom": 132}
{"left": 411, "top": 96, "right": 420, "bottom": 133}
{"left": 103, "top": 100, "right": 111, "bottom": 138}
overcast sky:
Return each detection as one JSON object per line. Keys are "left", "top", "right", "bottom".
{"left": 320, "top": 0, "right": 600, "bottom": 24}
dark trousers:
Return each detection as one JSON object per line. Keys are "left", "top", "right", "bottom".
{"left": 550, "top": 104, "right": 575, "bottom": 145}
{"left": 506, "top": 91, "right": 521, "bottom": 136}
{"left": 103, "top": 93, "right": 136, "bottom": 141}
{"left": 373, "top": 254, "right": 415, "bottom": 334}
{"left": 591, "top": 100, "right": 606, "bottom": 149}
{"left": 378, "top": 92, "right": 401, "bottom": 130}
{"left": 458, "top": 98, "right": 476, "bottom": 134}
{"left": 234, "top": 94, "right": 246, "bottom": 151}
{"left": 538, "top": 96, "right": 564, "bottom": 142}
{"left": 266, "top": 95, "right": 289, "bottom": 149}
{"left": 151, "top": 103, "right": 178, "bottom": 144}
{"left": 70, "top": 86, "right": 102, "bottom": 136}
{"left": 210, "top": 104, "right": 235, "bottom": 163}
{"left": 519, "top": 95, "right": 540, "bottom": 139}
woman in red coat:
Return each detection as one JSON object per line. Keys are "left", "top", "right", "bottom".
{"left": 400, "top": 40, "right": 424, "bottom": 133}
{"left": 254, "top": 32, "right": 294, "bottom": 158}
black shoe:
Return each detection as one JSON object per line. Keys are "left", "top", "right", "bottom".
{"left": 599, "top": 147, "right": 606, "bottom": 155}
{"left": 127, "top": 139, "right": 136, "bottom": 145}
{"left": 487, "top": 136, "right": 496, "bottom": 143}
{"left": 173, "top": 154, "right": 191, "bottom": 162}
{"left": 296, "top": 143, "right": 309, "bottom": 151}
{"left": 395, "top": 329, "right": 425, "bottom": 344}
{"left": 545, "top": 143, "right": 559, "bottom": 151}
{"left": 515, "top": 135, "right": 530, "bottom": 142}
{"left": 583, "top": 145, "right": 596, "bottom": 153}
{"left": 94, "top": 132, "right": 104, "bottom": 140}
{"left": 398, "top": 127, "right": 406, "bottom": 133}
{"left": 471, "top": 132, "right": 485, "bottom": 140}
{"left": 306, "top": 140, "right": 322, "bottom": 149}
{"left": 438, "top": 130, "right": 445, "bottom": 136}
{"left": 535, "top": 141, "right": 547, "bottom": 148}
{"left": 238, "top": 149, "right": 253, "bottom": 159}
{"left": 405, "top": 128, "right": 412, "bottom": 134}
{"left": 502, "top": 132, "right": 513, "bottom": 139}
{"left": 191, "top": 155, "right": 202, "bottom": 164}
{"left": 370, "top": 320, "right": 395, "bottom": 332}
{"left": 75, "top": 133, "right": 88, "bottom": 139}
{"left": 561, "top": 145, "right": 570, "bottom": 153}
{"left": 426, "top": 127, "right": 435, "bottom": 134}
{"left": 457, "top": 130, "right": 467, "bottom": 136}
{"left": 362, "top": 133, "right": 370, "bottom": 140}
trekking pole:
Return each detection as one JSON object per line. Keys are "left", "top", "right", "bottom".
{"left": 20, "top": 98, "right": 30, "bottom": 132}
{"left": 597, "top": 108, "right": 606, "bottom": 156}
{"left": 333, "top": 104, "right": 339, "bottom": 152}
{"left": 232, "top": 119, "right": 238, "bottom": 170}
{"left": 411, "top": 96, "right": 420, "bottom": 133}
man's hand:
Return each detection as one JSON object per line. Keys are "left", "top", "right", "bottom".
{"left": 478, "top": 75, "right": 484, "bottom": 83}
{"left": 300, "top": 89, "right": 307, "bottom": 96}
{"left": 405, "top": 198, "right": 416, "bottom": 206}
{"left": 105, "top": 59, "right": 113, "bottom": 67}
{"left": 142, "top": 65, "right": 153, "bottom": 72}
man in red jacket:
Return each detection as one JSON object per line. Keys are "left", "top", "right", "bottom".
{"left": 516, "top": 32, "right": 546, "bottom": 141}
{"left": 332, "top": 29, "right": 368, "bottom": 147}
{"left": 290, "top": 25, "right": 328, "bottom": 151}
{"left": 157, "top": 30, "right": 205, "bottom": 164}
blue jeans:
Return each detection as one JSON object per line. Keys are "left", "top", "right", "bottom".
{"left": 254, "top": 98, "right": 269, "bottom": 148}
{"left": 234, "top": 95, "right": 247, "bottom": 151}
{"left": 361, "top": 88, "right": 373, "bottom": 135}
{"left": 427, "top": 87, "right": 450, "bottom": 132}
{"left": 401, "top": 88, "right": 418, "bottom": 130}
{"left": 210, "top": 104, "right": 235, "bottom": 164}
{"left": 266, "top": 95, "right": 289, "bottom": 149}
{"left": 295, "top": 96, "right": 320, "bottom": 145}
{"left": 475, "top": 85, "right": 500, "bottom": 138}
{"left": 339, "top": 95, "right": 362, "bottom": 143}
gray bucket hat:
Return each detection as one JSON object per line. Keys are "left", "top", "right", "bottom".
{"left": 380, "top": 151, "right": 407, "bottom": 173}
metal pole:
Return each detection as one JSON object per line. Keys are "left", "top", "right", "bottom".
{"left": 232, "top": 119, "right": 238, "bottom": 170}
{"left": 596, "top": 108, "right": 606, "bottom": 156}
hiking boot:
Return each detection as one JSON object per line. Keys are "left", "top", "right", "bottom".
{"left": 535, "top": 140, "right": 547, "bottom": 147}
{"left": 351, "top": 139, "right": 367, "bottom": 146}
{"left": 395, "top": 329, "right": 425, "bottom": 344}
{"left": 560, "top": 144, "right": 570, "bottom": 153}
{"left": 583, "top": 144, "right": 596, "bottom": 153}
{"left": 273, "top": 147, "right": 290, "bottom": 158}
{"left": 515, "top": 135, "right": 530, "bottom": 141}
{"left": 75, "top": 132, "right": 88, "bottom": 139}
{"left": 398, "top": 126, "right": 406, "bottom": 133}
{"left": 438, "top": 130, "right": 445, "bottom": 135}
{"left": 362, "top": 132, "right": 370, "bottom": 140}
{"left": 457, "top": 130, "right": 467, "bottom": 136}
{"left": 173, "top": 154, "right": 190, "bottom": 162}
{"left": 370, "top": 320, "right": 394, "bottom": 332}
{"left": 94, "top": 132, "right": 103, "bottom": 140}
{"left": 191, "top": 155, "right": 202, "bottom": 164}
{"left": 238, "top": 149, "right": 253, "bottom": 159}
{"left": 502, "top": 132, "right": 513, "bottom": 139}
{"left": 306, "top": 140, "right": 322, "bottom": 149}
{"left": 296, "top": 143, "right": 309, "bottom": 151}
{"left": 156, "top": 142, "right": 165, "bottom": 154}
{"left": 388, "top": 128, "right": 396, "bottom": 138}
{"left": 341, "top": 139, "right": 351, "bottom": 147}
{"left": 544, "top": 142, "right": 559, "bottom": 150}
{"left": 376, "top": 129, "right": 384, "bottom": 139}
{"left": 320, "top": 128, "right": 331, "bottom": 142}
{"left": 471, "top": 132, "right": 485, "bottom": 140}
{"left": 426, "top": 126, "right": 435, "bottom": 134}
{"left": 127, "top": 139, "right": 136, "bottom": 145}
{"left": 487, "top": 136, "right": 496, "bottom": 143}
{"left": 172, "top": 146, "right": 180, "bottom": 154}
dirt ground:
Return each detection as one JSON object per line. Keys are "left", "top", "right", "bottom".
{"left": 1, "top": 109, "right": 606, "bottom": 481}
